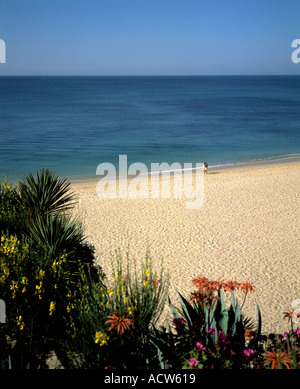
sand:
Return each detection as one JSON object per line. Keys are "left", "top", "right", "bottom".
{"left": 70, "top": 160, "right": 300, "bottom": 334}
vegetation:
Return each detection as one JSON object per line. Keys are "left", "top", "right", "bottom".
{"left": 0, "top": 169, "right": 299, "bottom": 369}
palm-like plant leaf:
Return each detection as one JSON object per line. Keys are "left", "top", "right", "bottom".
{"left": 28, "top": 214, "right": 84, "bottom": 258}
{"left": 18, "top": 168, "right": 75, "bottom": 217}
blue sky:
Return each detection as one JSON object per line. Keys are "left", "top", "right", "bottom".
{"left": 0, "top": 0, "right": 299, "bottom": 75}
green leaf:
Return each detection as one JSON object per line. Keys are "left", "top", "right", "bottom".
{"left": 249, "top": 302, "right": 262, "bottom": 349}
{"left": 235, "top": 299, "right": 242, "bottom": 324}
{"left": 210, "top": 316, "right": 218, "bottom": 346}
{"left": 176, "top": 291, "right": 198, "bottom": 331}
{"left": 228, "top": 291, "right": 236, "bottom": 336}
{"left": 214, "top": 290, "right": 229, "bottom": 335}
{"left": 169, "top": 297, "right": 180, "bottom": 319}
{"left": 18, "top": 168, "right": 75, "bottom": 218}
{"left": 234, "top": 299, "right": 245, "bottom": 347}
{"left": 27, "top": 214, "right": 84, "bottom": 259}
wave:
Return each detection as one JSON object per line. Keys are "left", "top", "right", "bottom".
{"left": 71, "top": 153, "right": 300, "bottom": 183}
{"left": 139, "top": 154, "right": 300, "bottom": 176}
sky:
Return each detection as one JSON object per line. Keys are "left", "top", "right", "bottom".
{"left": 0, "top": 0, "right": 299, "bottom": 75}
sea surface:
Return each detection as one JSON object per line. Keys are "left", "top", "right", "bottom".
{"left": 0, "top": 76, "right": 299, "bottom": 182}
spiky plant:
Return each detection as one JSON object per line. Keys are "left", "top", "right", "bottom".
{"left": 27, "top": 213, "right": 84, "bottom": 258}
{"left": 18, "top": 168, "right": 75, "bottom": 219}
{"left": 17, "top": 168, "right": 102, "bottom": 283}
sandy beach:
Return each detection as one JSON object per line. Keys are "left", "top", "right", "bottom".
{"left": 71, "top": 160, "right": 300, "bottom": 334}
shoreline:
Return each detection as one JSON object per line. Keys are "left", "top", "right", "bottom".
{"left": 69, "top": 155, "right": 300, "bottom": 184}
{"left": 70, "top": 160, "right": 300, "bottom": 334}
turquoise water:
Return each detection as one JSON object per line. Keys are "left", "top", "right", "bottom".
{"left": 0, "top": 76, "right": 299, "bottom": 182}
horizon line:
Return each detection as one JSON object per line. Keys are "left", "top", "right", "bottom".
{"left": 1, "top": 73, "right": 300, "bottom": 77}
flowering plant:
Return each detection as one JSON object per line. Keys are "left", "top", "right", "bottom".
{"left": 92, "top": 250, "right": 169, "bottom": 369}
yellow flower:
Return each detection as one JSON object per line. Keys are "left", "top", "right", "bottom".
{"left": 35, "top": 282, "right": 42, "bottom": 290}
{"left": 114, "top": 269, "right": 120, "bottom": 279}
{"left": 10, "top": 280, "right": 18, "bottom": 298}
{"left": 35, "top": 281, "right": 43, "bottom": 299}
{"left": 49, "top": 301, "right": 56, "bottom": 316}
{"left": 144, "top": 269, "right": 150, "bottom": 277}
{"left": 107, "top": 288, "right": 113, "bottom": 295}
{"left": 16, "top": 316, "right": 25, "bottom": 330}
{"left": 69, "top": 320, "right": 77, "bottom": 338}
{"left": 95, "top": 331, "right": 109, "bottom": 346}
{"left": 143, "top": 280, "right": 148, "bottom": 288}
{"left": 20, "top": 277, "right": 28, "bottom": 293}
{"left": 36, "top": 269, "right": 45, "bottom": 280}
{"left": 4, "top": 184, "right": 12, "bottom": 191}
{"left": 0, "top": 235, "right": 20, "bottom": 257}
{"left": 52, "top": 261, "right": 58, "bottom": 272}
{"left": 3, "top": 267, "right": 9, "bottom": 277}
{"left": 66, "top": 304, "right": 74, "bottom": 313}
{"left": 128, "top": 306, "right": 133, "bottom": 315}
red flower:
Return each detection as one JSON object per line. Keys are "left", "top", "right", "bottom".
{"left": 239, "top": 281, "right": 255, "bottom": 294}
{"left": 262, "top": 350, "right": 291, "bottom": 369}
{"left": 222, "top": 280, "right": 240, "bottom": 293}
{"left": 283, "top": 309, "right": 294, "bottom": 322}
{"left": 106, "top": 314, "right": 133, "bottom": 334}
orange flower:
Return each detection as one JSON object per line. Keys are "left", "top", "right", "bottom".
{"left": 190, "top": 290, "right": 220, "bottom": 306}
{"left": 152, "top": 277, "right": 161, "bottom": 288}
{"left": 244, "top": 329, "right": 255, "bottom": 342}
{"left": 192, "top": 276, "right": 255, "bottom": 294}
{"left": 263, "top": 350, "right": 291, "bottom": 369}
{"left": 192, "top": 276, "right": 221, "bottom": 294}
{"left": 106, "top": 314, "right": 133, "bottom": 334}
{"left": 222, "top": 280, "right": 240, "bottom": 293}
{"left": 192, "top": 276, "right": 209, "bottom": 290}
{"left": 240, "top": 282, "right": 255, "bottom": 294}
{"left": 190, "top": 291, "right": 208, "bottom": 305}
{"left": 283, "top": 309, "right": 294, "bottom": 322}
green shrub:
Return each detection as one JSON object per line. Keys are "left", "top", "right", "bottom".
{"left": 1, "top": 172, "right": 299, "bottom": 370}
{"left": 90, "top": 250, "right": 170, "bottom": 369}
{"left": 0, "top": 233, "right": 73, "bottom": 368}
{"left": 0, "top": 171, "right": 105, "bottom": 368}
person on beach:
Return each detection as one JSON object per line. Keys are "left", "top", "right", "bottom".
{"left": 203, "top": 162, "right": 208, "bottom": 174}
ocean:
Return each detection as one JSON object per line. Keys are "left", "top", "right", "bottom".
{"left": 0, "top": 75, "right": 299, "bottom": 182}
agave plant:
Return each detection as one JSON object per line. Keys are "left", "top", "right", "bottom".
{"left": 151, "top": 288, "right": 263, "bottom": 368}
{"left": 169, "top": 290, "right": 261, "bottom": 348}
{"left": 212, "top": 290, "right": 262, "bottom": 350}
